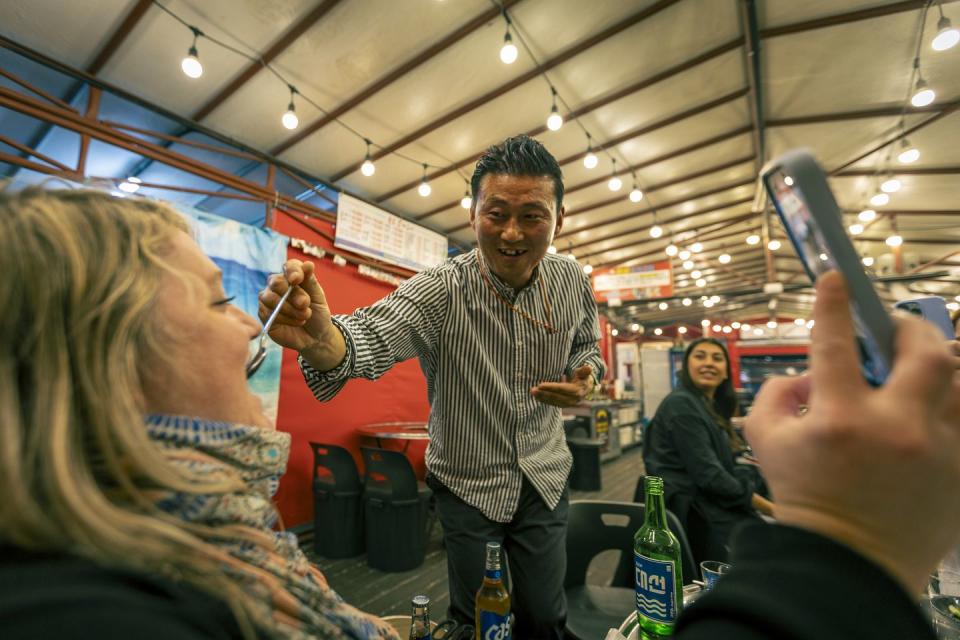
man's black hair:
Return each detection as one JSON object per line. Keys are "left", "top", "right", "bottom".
{"left": 470, "top": 134, "right": 564, "bottom": 210}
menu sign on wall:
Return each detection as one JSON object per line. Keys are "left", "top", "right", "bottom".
{"left": 591, "top": 261, "right": 674, "bottom": 304}
{"left": 335, "top": 193, "right": 448, "bottom": 272}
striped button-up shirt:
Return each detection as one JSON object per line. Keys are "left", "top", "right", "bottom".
{"left": 300, "top": 249, "right": 605, "bottom": 522}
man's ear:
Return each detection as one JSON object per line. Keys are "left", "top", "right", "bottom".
{"left": 554, "top": 205, "right": 565, "bottom": 236}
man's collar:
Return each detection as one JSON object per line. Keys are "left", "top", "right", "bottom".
{"left": 474, "top": 249, "right": 542, "bottom": 296}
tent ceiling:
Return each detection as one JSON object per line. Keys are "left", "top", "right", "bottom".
{"left": 1, "top": 0, "right": 958, "bottom": 324}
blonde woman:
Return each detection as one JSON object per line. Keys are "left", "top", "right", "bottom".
{"left": 0, "top": 189, "right": 399, "bottom": 640}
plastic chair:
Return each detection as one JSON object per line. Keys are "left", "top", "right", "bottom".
{"left": 567, "top": 437, "right": 603, "bottom": 491}
{"left": 309, "top": 442, "right": 364, "bottom": 558}
{"left": 360, "top": 446, "right": 432, "bottom": 572}
{"left": 564, "top": 500, "right": 645, "bottom": 640}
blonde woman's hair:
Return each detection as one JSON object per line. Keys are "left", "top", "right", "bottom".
{"left": 0, "top": 189, "right": 268, "bottom": 637}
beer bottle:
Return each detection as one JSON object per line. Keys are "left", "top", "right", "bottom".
{"left": 634, "top": 476, "right": 683, "bottom": 637}
{"left": 475, "top": 541, "right": 511, "bottom": 640}
{"left": 409, "top": 594, "right": 431, "bottom": 640}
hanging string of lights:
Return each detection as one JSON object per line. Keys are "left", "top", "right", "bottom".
{"left": 150, "top": 0, "right": 470, "bottom": 194}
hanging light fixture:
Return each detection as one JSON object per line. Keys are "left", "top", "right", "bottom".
{"left": 767, "top": 239, "right": 781, "bottom": 251}
{"left": 701, "top": 319, "right": 711, "bottom": 327}
{"left": 180, "top": 27, "right": 204, "bottom": 79}
{"left": 897, "top": 138, "right": 920, "bottom": 164}
{"left": 690, "top": 241, "right": 703, "bottom": 254}
{"left": 911, "top": 76, "right": 936, "bottom": 107}
{"left": 607, "top": 158, "right": 622, "bottom": 191}
{"left": 858, "top": 209, "right": 877, "bottom": 222}
{"left": 117, "top": 176, "right": 142, "bottom": 194}
{"left": 654, "top": 328, "right": 663, "bottom": 336}
{"left": 885, "top": 234, "right": 903, "bottom": 247}
{"left": 460, "top": 181, "right": 472, "bottom": 209}
{"left": 695, "top": 278, "right": 707, "bottom": 288}
{"left": 649, "top": 212, "right": 663, "bottom": 239}
{"left": 583, "top": 133, "right": 598, "bottom": 169}
{"left": 682, "top": 297, "right": 692, "bottom": 306}
{"left": 690, "top": 270, "right": 702, "bottom": 279}
{"left": 848, "top": 223, "right": 864, "bottom": 235}
{"left": 745, "top": 234, "right": 760, "bottom": 245}
{"left": 547, "top": 245, "right": 557, "bottom": 254}
{"left": 360, "top": 139, "right": 376, "bottom": 177}
{"left": 718, "top": 252, "right": 731, "bottom": 264}
{"left": 546, "top": 87, "right": 564, "bottom": 131}
{"left": 629, "top": 173, "right": 643, "bottom": 202}
{"left": 862, "top": 255, "right": 875, "bottom": 267}
{"left": 665, "top": 244, "right": 679, "bottom": 257}
{"left": 583, "top": 263, "right": 593, "bottom": 275}
{"left": 678, "top": 326, "right": 688, "bottom": 335}
{"left": 678, "top": 249, "right": 691, "bottom": 261}
{"left": 932, "top": 4, "right": 960, "bottom": 51}
{"left": 682, "top": 260, "right": 695, "bottom": 271}
{"left": 417, "top": 164, "right": 432, "bottom": 197}
{"left": 870, "top": 192, "right": 890, "bottom": 207}
{"left": 658, "top": 302, "right": 669, "bottom": 311}
{"left": 880, "top": 176, "right": 902, "bottom": 193}
{"left": 281, "top": 86, "right": 299, "bottom": 130}
{"left": 499, "top": 20, "right": 518, "bottom": 63}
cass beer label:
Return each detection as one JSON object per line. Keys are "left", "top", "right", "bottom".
{"left": 634, "top": 552, "right": 677, "bottom": 624}
{"left": 479, "top": 611, "right": 510, "bottom": 640}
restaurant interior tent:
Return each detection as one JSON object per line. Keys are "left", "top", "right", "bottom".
{"left": 2, "top": 0, "right": 959, "bottom": 528}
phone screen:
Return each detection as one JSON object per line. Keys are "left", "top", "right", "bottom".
{"left": 765, "top": 169, "right": 889, "bottom": 386}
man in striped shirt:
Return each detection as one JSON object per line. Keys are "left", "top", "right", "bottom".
{"left": 260, "top": 135, "right": 605, "bottom": 638}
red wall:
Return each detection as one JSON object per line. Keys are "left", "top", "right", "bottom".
{"left": 270, "top": 211, "right": 430, "bottom": 527}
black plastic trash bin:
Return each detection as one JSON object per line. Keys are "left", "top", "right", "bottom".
{"left": 310, "top": 442, "right": 364, "bottom": 558}
{"left": 567, "top": 437, "right": 603, "bottom": 491}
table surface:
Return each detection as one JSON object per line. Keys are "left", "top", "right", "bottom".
{"left": 356, "top": 421, "right": 430, "bottom": 440}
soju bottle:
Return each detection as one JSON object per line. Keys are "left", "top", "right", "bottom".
{"left": 475, "top": 541, "right": 511, "bottom": 640}
{"left": 634, "top": 476, "right": 683, "bottom": 637}
{"left": 409, "top": 594, "right": 431, "bottom": 639}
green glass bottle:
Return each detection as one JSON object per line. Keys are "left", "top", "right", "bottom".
{"left": 634, "top": 476, "right": 683, "bottom": 637}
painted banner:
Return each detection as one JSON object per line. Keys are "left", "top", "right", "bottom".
{"left": 592, "top": 261, "right": 674, "bottom": 304}
{"left": 177, "top": 206, "right": 288, "bottom": 424}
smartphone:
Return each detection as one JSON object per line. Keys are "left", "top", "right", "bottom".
{"left": 894, "top": 297, "right": 955, "bottom": 339}
{"left": 761, "top": 150, "right": 896, "bottom": 385}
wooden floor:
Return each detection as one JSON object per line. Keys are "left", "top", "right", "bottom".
{"left": 299, "top": 445, "right": 646, "bottom": 620}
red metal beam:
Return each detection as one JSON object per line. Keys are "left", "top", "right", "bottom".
{"left": 101, "top": 120, "right": 262, "bottom": 162}
{"left": 77, "top": 87, "right": 101, "bottom": 176}
{"left": 0, "top": 133, "right": 73, "bottom": 172}
{"left": 192, "top": 0, "right": 344, "bottom": 122}
{"left": 270, "top": 0, "right": 525, "bottom": 156}
{"left": 0, "top": 150, "right": 78, "bottom": 179}
{"left": 378, "top": 37, "right": 745, "bottom": 204}
{"left": 326, "top": 0, "right": 683, "bottom": 182}
{"left": 0, "top": 67, "right": 73, "bottom": 110}
{"left": 87, "top": 0, "right": 153, "bottom": 75}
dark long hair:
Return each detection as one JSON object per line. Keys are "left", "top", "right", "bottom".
{"left": 679, "top": 338, "right": 743, "bottom": 450}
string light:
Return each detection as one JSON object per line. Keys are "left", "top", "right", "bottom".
{"left": 417, "top": 164, "right": 432, "bottom": 197}
{"left": 911, "top": 77, "right": 936, "bottom": 107}
{"left": 849, "top": 223, "right": 864, "bottom": 235}
{"left": 718, "top": 252, "right": 731, "bottom": 264}
{"left": 608, "top": 158, "right": 622, "bottom": 191}
{"left": 746, "top": 234, "right": 760, "bottom": 245}
{"left": 583, "top": 134, "right": 598, "bottom": 169}
{"left": 870, "top": 192, "right": 890, "bottom": 207}
{"left": 665, "top": 244, "right": 679, "bottom": 257}
{"left": 712, "top": 324, "right": 722, "bottom": 332}
{"left": 678, "top": 249, "right": 691, "bottom": 261}
{"left": 690, "top": 241, "right": 703, "bottom": 253}
{"left": 722, "top": 326, "right": 732, "bottom": 334}
{"left": 794, "top": 318, "right": 805, "bottom": 326}
{"left": 731, "top": 321, "right": 741, "bottom": 329}
{"left": 360, "top": 139, "right": 376, "bottom": 177}
{"left": 649, "top": 213, "right": 663, "bottom": 238}
{"left": 546, "top": 87, "right": 564, "bottom": 131}
{"left": 885, "top": 234, "right": 903, "bottom": 247}
{"left": 767, "top": 320, "right": 778, "bottom": 329}
{"left": 631, "top": 323, "right": 641, "bottom": 332}
{"left": 499, "top": 24, "right": 518, "bottom": 64}
{"left": 932, "top": 4, "right": 959, "bottom": 51}
{"left": 658, "top": 302, "right": 669, "bottom": 311}
{"left": 897, "top": 138, "right": 920, "bottom": 164}
{"left": 629, "top": 180, "right": 644, "bottom": 203}
{"left": 703, "top": 299, "right": 714, "bottom": 308}
{"left": 696, "top": 278, "right": 707, "bottom": 287}
{"left": 880, "top": 177, "right": 902, "bottom": 193}
{"left": 690, "top": 269, "right": 702, "bottom": 279}
{"left": 681, "top": 298, "right": 691, "bottom": 306}
{"left": 682, "top": 260, "right": 695, "bottom": 270}
{"left": 460, "top": 183, "right": 472, "bottom": 209}
{"left": 583, "top": 264, "right": 593, "bottom": 274}
{"left": 862, "top": 255, "right": 875, "bottom": 267}
{"left": 547, "top": 245, "right": 557, "bottom": 254}
{"left": 654, "top": 328, "right": 663, "bottom": 336}
{"left": 701, "top": 319, "right": 711, "bottom": 327}
{"left": 678, "top": 326, "right": 688, "bottom": 335}
{"left": 858, "top": 209, "right": 877, "bottom": 222}
{"left": 767, "top": 239, "right": 781, "bottom": 251}
{"left": 180, "top": 27, "right": 203, "bottom": 78}
{"left": 281, "top": 86, "right": 299, "bottom": 130}
{"left": 611, "top": 328, "right": 619, "bottom": 337}
{"left": 117, "top": 176, "right": 142, "bottom": 193}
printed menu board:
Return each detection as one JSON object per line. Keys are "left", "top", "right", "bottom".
{"left": 591, "top": 260, "right": 674, "bottom": 303}
{"left": 335, "top": 193, "right": 447, "bottom": 272}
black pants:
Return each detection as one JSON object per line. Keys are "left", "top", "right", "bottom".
{"left": 427, "top": 474, "right": 568, "bottom": 640}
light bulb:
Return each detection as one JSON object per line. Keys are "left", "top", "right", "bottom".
{"left": 547, "top": 245, "right": 557, "bottom": 254}
{"left": 631, "top": 323, "right": 641, "bottom": 332}
{"left": 712, "top": 324, "right": 722, "bottom": 332}
{"left": 932, "top": 16, "right": 960, "bottom": 51}
{"left": 690, "top": 242, "right": 703, "bottom": 253}
{"left": 282, "top": 104, "right": 299, "bottom": 130}
{"left": 880, "top": 178, "right": 901, "bottom": 193}
{"left": 583, "top": 264, "right": 593, "bottom": 274}
{"left": 665, "top": 244, "right": 679, "bottom": 257}
{"left": 696, "top": 278, "right": 707, "bottom": 287}
{"left": 746, "top": 234, "right": 760, "bottom": 245}
{"left": 741, "top": 323, "right": 751, "bottom": 331}
{"left": 731, "top": 321, "right": 741, "bottom": 329}
{"left": 911, "top": 80, "right": 936, "bottom": 107}
{"left": 611, "top": 328, "right": 618, "bottom": 337}
{"left": 658, "top": 302, "right": 669, "bottom": 311}
{"left": 583, "top": 152, "right": 598, "bottom": 169}
{"left": 608, "top": 175, "right": 622, "bottom": 191}
{"left": 858, "top": 209, "right": 877, "bottom": 222}
{"left": 678, "top": 250, "right": 691, "bottom": 261}
{"left": 682, "top": 298, "right": 692, "bottom": 306}
{"left": 500, "top": 33, "right": 518, "bottom": 64}
{"left": 794, "top": 318, "right": 805, "bottom": 326}
{"left": 118, "top": 176, "right": 141, "bottom": 193}
{"left": 678, "top": 326, "right": 688, "bottom": 335}
{"left": 654, "top": 328, "right": 663, "bottom": 336}
{"left": 649, "top": 224, "right": 663, "bottom": 239}
{"left": 701, "top": 319, "right": 711, "bottom": 327}
{"left": 767, "top": 320, "right": 778, "bottom": 329}
{"left": 690, "top": 270, "right": 702, "bottom": 279}
{"left": 722, "top": 326, "right": 732, "bottom": 334}
{"left": 418, "top": 181, "right": 432, "bottom": 197}
{"left": 682, "top": 260, "right": 695, "bottom": 270}
{"left": 885, "top": 234, "right": 903, "bottom": 247}
{"left": 767, "top": 239, "right": 781, "bottom": 251}
{"left": 862, "top": 256, "right": 874, "bottom": 267}
{"left": 718, "top": 253, "right": 731, "bottom": 264}
{"left": 546, "top": 108, "right": 563, "bottom": 131}
{"left": 460, "top": 194, "right": 472, "bottom": 209}
{"left": 897, "top": 141, "right": 920, "bottom": 164}
{"left": 703, "top": 300, "right": 714, "bottom": 308}
{"left": 870, "top": 192, "right": 890, "bottom": 207}
{"left": 181, "top": 46, "right": 203, "bottom": 78}
{"left": 360, "top": 159, "right": 376, "bottom": 177}
{"left": 848, "top": 223, "right": 864, "bottom": 235}
{"left": 629, "top": 187, "right": 643, "bottom": 203}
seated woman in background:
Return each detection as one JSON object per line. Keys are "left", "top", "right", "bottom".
{"left": 0, "top": 189, "right": 399, "bottom": 640}
{"left": 642, "top": 337, "right": 773, "bottom": 563}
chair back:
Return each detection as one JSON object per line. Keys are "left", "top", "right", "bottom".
{"left": 565, "top": 500, "right": 646, "bottom": 589}
{"left": 360, "top": 447, "right": 420, "bottom": 504}
{"left": 309, "top": 442, "right": 361, "bottom": 494}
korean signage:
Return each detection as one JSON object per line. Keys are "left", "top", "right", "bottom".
{"left": 591, "top": 261, "right": 674, "bottom": 304}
